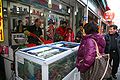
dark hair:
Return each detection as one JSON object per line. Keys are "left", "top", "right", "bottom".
{"left": 79, "top": 23, "right": 83, "bottom": 26}
{"left": 109, "top": 25, "right": 118, "bottom": 29}
{"left": 48, "top": 19, "right": 54, "bottom": 25}
{"left": 62, "top": 21, "right": 67, "bottom": 25}
{"left": 67, "top": 27, "right": 72, "bottom": 31}
{"left": 83, "top": 21, "right": 98, "bottom": 34}
{"left": 60, "top": 20, "right": 67, "bottom": 25}
{"left": 18, "top": 20, "right": 22, "bottom": 25}
{"left": 60, "top": 20, "right": 63, "bottom": 25}
{"left": 34, "top": 18, "right": 40, "bottom": 23}
{"left": 79, "top": 20, "right": 83, "bottom": 26}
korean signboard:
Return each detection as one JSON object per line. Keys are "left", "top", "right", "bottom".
{"left": 104, "top": 10, "right": 115, "bottom": 21}
{"left": 0, "top": 0, "right": 4, "bottom": 41}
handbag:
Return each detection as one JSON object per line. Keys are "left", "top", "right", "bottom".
{"left": 81, "top": 39, "right": 112, "bottom": 80}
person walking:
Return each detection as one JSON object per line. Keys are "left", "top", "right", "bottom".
{"left": 105, "top": 25, "right": 120, "bottom": 79}
{"left": 76, "top": 21, "right": 106, "bottom": 80}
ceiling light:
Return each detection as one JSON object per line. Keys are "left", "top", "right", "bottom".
{"left": 48, "top": 0, "right": 52, "bottom": 4}
{"left": 59, "top": 4, "right": 62, "bottom": 9}
{"left": 68, "top": 8, "right": 70, "bottom": 13}
{"left": 75, "top": 11, "right": 77, "bottom": 15}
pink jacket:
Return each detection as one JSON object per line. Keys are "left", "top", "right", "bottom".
{"left": 76, "top": 33, "right": 106, "bottom": 73}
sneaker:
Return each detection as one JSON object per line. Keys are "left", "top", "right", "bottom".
{"left": 112, "top": 75, "right": 117, "bottom": 79}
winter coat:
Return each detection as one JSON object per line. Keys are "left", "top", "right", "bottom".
{"left": 54, "top": 26, "right": 66, "bottom": 41}
{"left": 27, "top": 25, "right": 42, "bottom": 45}
{"left": 76, "top": 33, "right": 106, "bottom": 73}
{"left": 46, "top": 25, "right": 55, "bottom": 40}
{"left": 105, "top": 33, "right": 120, "bottom": 58}
{"left": 64, "top": 27, "right": 75, "bottom": 42}
{"left": 75, "top": 31, "right": 83, "bottom": 43}
{"left": 64, "top": 32, "right": 74, "bottom": 42}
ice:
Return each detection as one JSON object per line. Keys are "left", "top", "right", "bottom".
{"left": 53, "top": 44, "right": 63, "bottom": 47}
{"left": 27, "top": 47, "right": 51, "bottom": 53}
{"left": 38, "top": 49, "right": 60, "bottom": 58}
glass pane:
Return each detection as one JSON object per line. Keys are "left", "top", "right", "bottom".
{"left": 49, "top": 51, "right": 77, "bottom": 80}
{"left": 18, "top": 59, "right": 42, "bottom": 80}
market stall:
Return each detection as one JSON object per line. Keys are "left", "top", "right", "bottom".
{"left": 15, "top": 42, "right": 80, "bottom": 80}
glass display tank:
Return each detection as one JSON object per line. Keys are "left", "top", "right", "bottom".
{"left": 47, "top": 41, "right": 80, "bottom": 51}
{"left": 15, "top": 42, "right": 80, "bottom": 80}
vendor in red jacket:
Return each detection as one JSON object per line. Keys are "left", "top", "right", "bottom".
{"left": 64, "top": 27, "right": 74, "bottom": 42}
{"left": 46, "top": 19, "right": 55, "bottom": 40}
{"left": 24, "top": 18, "right": 43, "bottom": 45}
{"left": 54, "top": 20, "right": 67, "bottom": 41}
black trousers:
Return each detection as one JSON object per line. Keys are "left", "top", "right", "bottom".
{"left": 109, "top": 51, "right": 119, "bottom": 75}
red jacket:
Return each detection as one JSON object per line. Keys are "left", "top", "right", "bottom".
{"left": 47, "top": 25, "right": 54, "bottom": 40}
{"left": 55, "top": 26, "right": 65, "bottom": 36}
{"left": 55, "top": 26, "right": 66, "bottom": 41}
{"left": 64, "top": 32, "right": 74, "bottom": 42}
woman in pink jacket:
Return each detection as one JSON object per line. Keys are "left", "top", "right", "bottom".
{"left": 76, "top": 21, "right": 106, "bottom": 80}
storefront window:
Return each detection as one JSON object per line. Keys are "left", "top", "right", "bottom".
{"left": 75, "top": 6, "right": 84, "bottom": 34}
{"left": 8, "top": 0, "right": 70, "bottom": 45}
